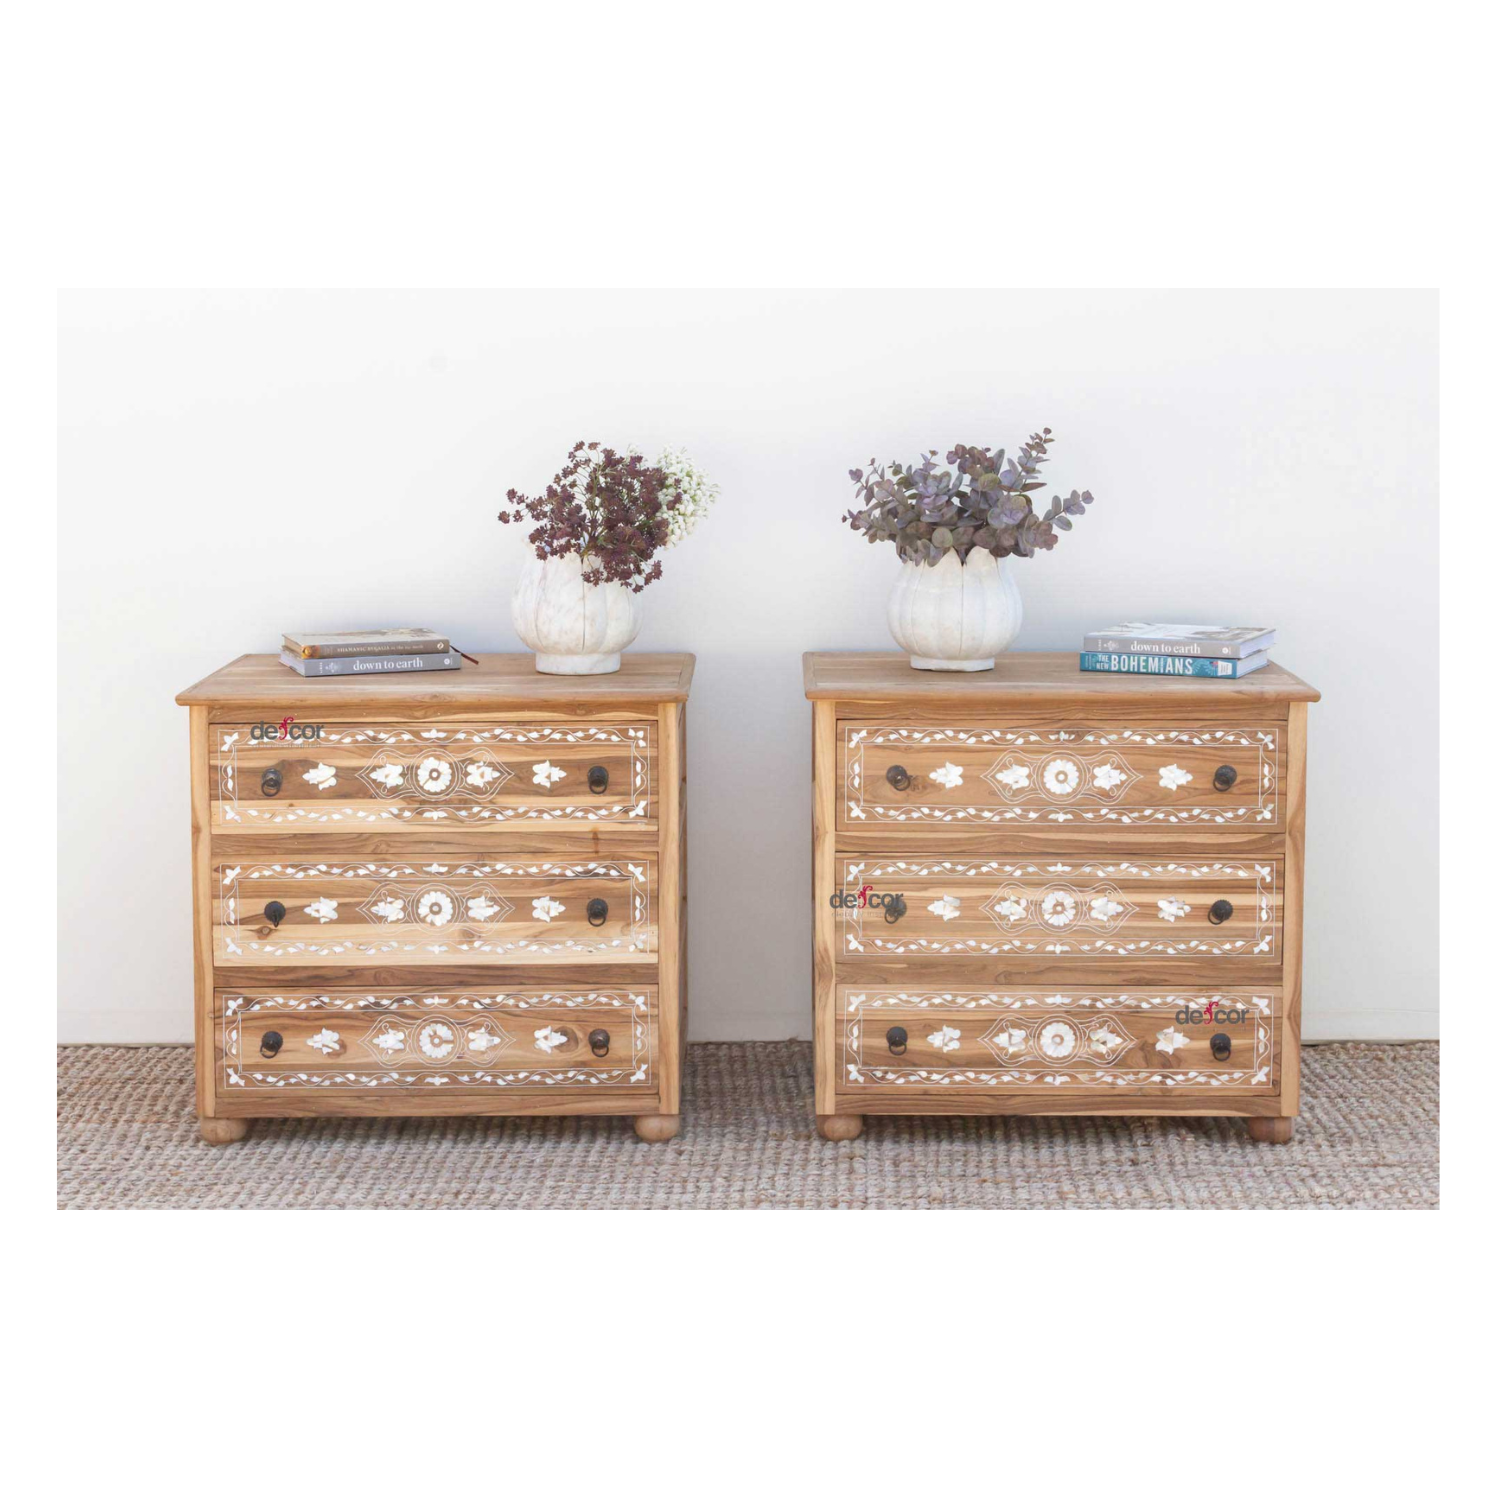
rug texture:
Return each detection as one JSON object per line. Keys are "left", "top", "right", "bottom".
{"left": 56, "top": 1041, "right": 1438, "bottom": 1210}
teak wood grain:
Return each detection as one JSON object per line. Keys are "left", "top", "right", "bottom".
{"left": 837, "top": 715, "right": 1287, "bottom": 832}
{"left": 806, "top": 650, "right": 1317, "bottom": 1140}
{"left": 836, "top": 985, "right": 1280, "bottom": 1096}
{"left": 177, "top": 652, "right": 695, "bottom": 709}
{"left": 216, "top": 986, "right": 659, "bottom": 1093}
{"left": 182, "top": 653, "right": 693, "bottom": 1140}
{"left": 804, "top": 651, "right": 1319, "bottom": 705}
{"left": 211, "top": 718, "right": 658, "bottom": 832}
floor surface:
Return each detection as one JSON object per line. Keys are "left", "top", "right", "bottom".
{"left": 56, "top": 1041, "right": 1438, "bottom": 1209}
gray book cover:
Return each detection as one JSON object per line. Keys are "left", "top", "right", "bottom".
{"left": 1082, "top": 622, "right": 1277, "bottom": 659}
{"left": 279, "top": 650, "right": 461, "bottom": 677}
{"left": 283, "top": 628, "right": 450, "bottom": 658}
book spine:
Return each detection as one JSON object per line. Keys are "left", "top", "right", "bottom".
{"left": 280, "top": 651, "right": 461, "bottom": 677}
{"left": 1079, "top": 652, "right": 1260, "bottom": 678}
{"left": 1082, "top": 634, "right": 1273, "bottom": 659}
{"left": 286, "top": 638, "right": 451, "bottom": 658}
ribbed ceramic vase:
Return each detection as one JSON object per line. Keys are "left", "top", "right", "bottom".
{"left": 511, "top": 552, "right": 643, "bottom": 675}
{"left": 887, "top": 549, "right": 1023, "bottom": 671}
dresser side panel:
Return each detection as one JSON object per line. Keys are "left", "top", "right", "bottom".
{"left": 656, "top": 699, "right": 683, "bottom": 1114}
{"left": 813, "top": 701, "right": 840, "bottom": 1114}
{"left": 1280, "top": 701, "right": 1308, "bottom": 1117}
{"left": 189, "top": 706, "right": 216, "bottom": 1117}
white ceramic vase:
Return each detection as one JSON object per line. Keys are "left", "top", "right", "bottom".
{"left": 511, "top": 552, "right": 643, "bottom": 675}
{"left": 887, "top": 549, "right": 1023, "bottom": 671}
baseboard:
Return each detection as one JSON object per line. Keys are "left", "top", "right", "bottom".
{"left": 1302, "top": 1009, "right": 1438, "bottom": 1043}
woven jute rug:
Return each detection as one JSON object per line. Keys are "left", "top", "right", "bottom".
{"left": 56, "top": 1041, "right": 1438, "bottom": 1209}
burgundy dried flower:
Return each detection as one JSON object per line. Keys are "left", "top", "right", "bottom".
{"left": 500, "top": 441, "right": 683, "bottom": 592}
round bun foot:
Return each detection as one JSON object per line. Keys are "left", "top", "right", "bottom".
{"left": 817, "top": 1113, "right": 864, "bottom": 1142}
{"left": 1246, "top": 1116, "right": 1295, "bottom": 1144}
{"left": 633, "top": 1113, "right": 681, "bottom": 1143}
{"left": 199, "top": 1116, "right": 250, "bottom": 1145}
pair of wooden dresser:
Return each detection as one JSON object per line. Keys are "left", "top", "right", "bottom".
{"left": 175, "top": 654, "right": 692, "bottom": 1143}
{"left": 806, "top": 652, "right": 1319, "bottom": 1142}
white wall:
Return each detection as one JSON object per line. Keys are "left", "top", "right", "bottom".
{"left": 57, "top": 290, "right": 1437, "bottom": 1043}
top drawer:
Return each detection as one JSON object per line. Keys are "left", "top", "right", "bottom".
{"left": 212, "top": 720, "right": 654, "bottom": 832}
{"left": 838, "top": 720, "right": 1282, "bottom": 832}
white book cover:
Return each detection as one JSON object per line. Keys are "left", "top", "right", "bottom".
{"left": 1082, "top": 622, "right": 1277, "bottom": 659}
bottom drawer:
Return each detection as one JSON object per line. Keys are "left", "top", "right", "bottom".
{"left": 217, "top": 987, "right": 657, "bottom": 1094}
{"left": 838, "top": 987, "right": 1278, "bottom": 1094}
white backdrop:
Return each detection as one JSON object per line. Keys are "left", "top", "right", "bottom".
{"left": 57, "top": 290, "right": 1437, "bottom": 1043}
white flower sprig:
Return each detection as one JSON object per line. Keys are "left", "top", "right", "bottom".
{"left": 655, "top": 446, "right": 719, "bottom": 547}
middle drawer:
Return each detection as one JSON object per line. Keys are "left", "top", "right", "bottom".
{"left": 213, "top": 857, "right": 656, "bottom": 965}
{"left": 835, "top": 853, "right": 1280, "bottom": 962}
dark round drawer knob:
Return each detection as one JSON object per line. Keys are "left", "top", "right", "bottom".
{"left": 263, "top": 900, "right": 286, "bottom": 928}
{"left": 1208, "top": 899, "right": 1234, "bottom": 925}
{"left": 1210, "top": 1032, "right": 1233, "bottom": 1061}
{"left": 259, "top": 1030, "right": 283, "bottom": 1058}
{"left": 586, "top": 898, "right": 609, "bottom": 927}
{"left": 885, "top": 764, "right": 912, "bottom": 791}
{"left": 588, "top": 1028, "right": 611, "bottom": 1057}
{"left": 587, "top": 765, "right": 609, "bottom": 794}
{"left": 1213, "top": 764, "right": 1238, "bottom": 792}
{"left": 886, "top": 1026, "right": 908, "bottom": 1055}
{"left": 260, "top": 767, "right": 282, "bottom": 796}
{"left": 883, "top": 895, "right": 907, "bottom": 924}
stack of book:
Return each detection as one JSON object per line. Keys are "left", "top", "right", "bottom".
{"left": 1079, "top": 623, "right": 1276, "bottom": 679}
{"left": 280, "top": 628, "right": 463, "bottom": 677}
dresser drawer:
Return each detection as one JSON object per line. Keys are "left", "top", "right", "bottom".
{"left": 837, "top": 987, "right": 1277, "bottom": 1093}
{"left": 217, "top": 987, "right": 657, "bottom": 1092}
{"left": 212, "top": 719, "right": 654, "bottom": 830}
{"left": 836, "top": 854, "right": 1279, "bottom": 961}
{"left": 213, "top": 857, "right": 655, "bottom": 965}
{"left": 838, "top": 720, "right": 1281, "bottom": 830}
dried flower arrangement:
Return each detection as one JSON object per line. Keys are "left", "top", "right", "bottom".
{"left": 500, "top": 440, "right": 717, "bottom": 592}
{"left": 844, "top": 427, "right": 1096, "bottom": 566}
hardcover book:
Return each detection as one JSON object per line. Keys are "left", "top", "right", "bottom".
{"left": 278, "top": 650, "right": 462, "bottom": 677}
{"left": 1079, "top": 650, "right": 1270, "bottom": 679}
{"left": 1082, "top": 623, "right": 1276, "bottom": 659}
{"left": 283, "top": 628, "right": 451, "bottom": 659}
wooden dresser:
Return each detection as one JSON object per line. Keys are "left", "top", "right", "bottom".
{"left": 805, "top": 651, "right": 1319, "bottom": 1142}
{"left": 175, "top": 653, "right": 692, "bottom": 1143}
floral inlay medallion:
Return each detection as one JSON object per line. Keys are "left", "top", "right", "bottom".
{"left": 415, "top": 890, "right": 456, "bottom": 927}
{"left": 1037, "top": 1020, "right": 1079, "bottom": 1059}
{"left": 1042, "top": 757, "right": 1082, "bottom": 796}
{"left": 415, "top": 756, "right": 455, "bottom": 795}
{"left": 418, "top": 1021, "right": 457, "bottom": 1060}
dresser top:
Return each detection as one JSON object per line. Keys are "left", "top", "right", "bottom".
{"left": 803, "top": 651, "right": 1319, "bottom": 704}
{"left": 177, "top": 652, "right": 696, "bottom": 707}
